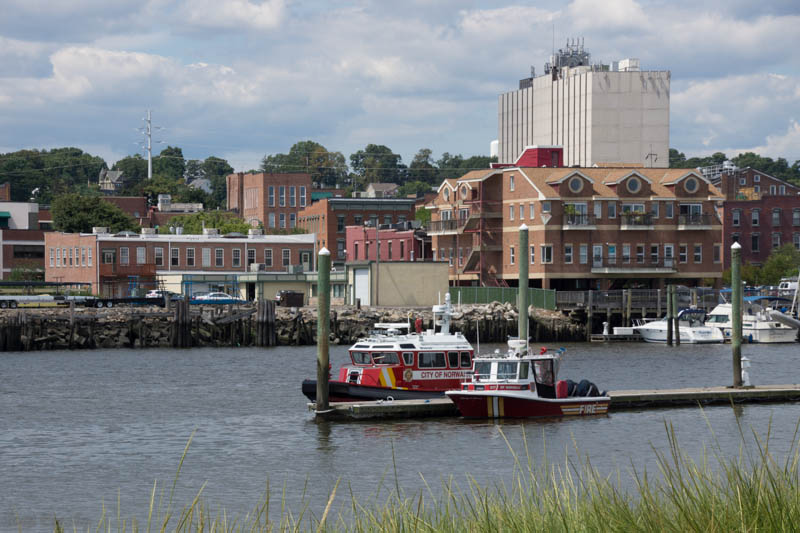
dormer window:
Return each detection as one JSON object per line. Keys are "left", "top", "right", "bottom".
{"left": 626, "top": 177, "right": 641, "bottom": 194}
{"left": 568, "top": 176, "right": 583, "bottom": 193}
{"left": 684, "top": 177, "right": 699, "bottom": 194}
{"left": 509, "top": 175, "right": 515, "bottom": 191}
{"left": 444, "top": 189, "right": 450, "bottom": 201}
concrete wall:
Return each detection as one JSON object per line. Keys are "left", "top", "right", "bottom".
{"left": 373, "top": 262, "right": 449, "bottom": 307}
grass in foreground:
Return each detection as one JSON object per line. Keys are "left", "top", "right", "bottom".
{"left": 52, "top": 417, "right": 800, "bottom": 532}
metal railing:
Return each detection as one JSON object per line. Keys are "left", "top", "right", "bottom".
{"left": 678, "top": 213, "right": 712, "bottom": 226}
{"left": 562, "top": 214, "right": 595, "bottom": 226}
{"left": 556, "top": 288, "right": 722, "bottom": 312}
{"left": 591, "top": 256, "right": 676, "bottom": 269}
{"left": 619, "top": 213, "right": 653, "bottom": 226}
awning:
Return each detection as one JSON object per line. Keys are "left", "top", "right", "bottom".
{"left": 0, "top": 212, "right": 10, "bottom": 217}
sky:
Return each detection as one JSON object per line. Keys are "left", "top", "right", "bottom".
{"left": 1, "top": 0, "right": 799, "bottom": 172}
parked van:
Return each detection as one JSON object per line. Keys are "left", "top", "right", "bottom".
{"left": 778, "top": 277, "right": 798, "bottom": 297}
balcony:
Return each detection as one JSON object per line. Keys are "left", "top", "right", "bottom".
{"left": 677, "top": 213, "right": 713, "bottom": 230}
{"left": 427, "top": 219, "right": 461, "bottom": 234}
{"left": 619, "top": 213, "right": 654, "bottom": 230}
{"left": 562, "top": 214, "right": 596, "bottom": 230}
{"left": 427, "top": 202, "right": 503, "bottom": 235}
{"left": 590, "top": 256, "right": 677, "bottom": 274}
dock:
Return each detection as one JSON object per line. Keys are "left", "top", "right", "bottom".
{"left": 310, "top": 384, "right": 800, "bottom": 420}
{"left": 590, "top": 333, "right": 642, "bottom": 342}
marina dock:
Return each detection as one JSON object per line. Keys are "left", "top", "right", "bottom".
{"left": 310, "top": 384, "right": 800, "bottom": 420}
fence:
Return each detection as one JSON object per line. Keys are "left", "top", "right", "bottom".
{"left": 450, "top": 287, "right": 556, "bottom": 310}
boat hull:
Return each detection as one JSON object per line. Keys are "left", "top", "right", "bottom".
{"left": 302, "top": 379, "right": 445, "bottom": 403}
{"left": 716, "top": 326, "right": 798, "bottom": 344}
{"left": 635, "top": 326, "right": 723, "bottom": 344}
{"left": 446, "top": 391, "right": 610, "bottom": 418}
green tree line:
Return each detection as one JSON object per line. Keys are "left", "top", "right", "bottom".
{"left": 669, "top": 149, "right": 800, "bottom": 186}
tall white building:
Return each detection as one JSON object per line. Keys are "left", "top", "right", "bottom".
{"left": 498, "top": 41, "right": 670, "bottom": 168}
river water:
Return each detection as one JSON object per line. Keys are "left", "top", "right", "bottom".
{"left": 2, "top": 341, "right": 800, "bottom": 530}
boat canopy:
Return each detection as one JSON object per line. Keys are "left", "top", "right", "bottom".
{"left": 743, "top": 296, "right": 793, "bottom": 303}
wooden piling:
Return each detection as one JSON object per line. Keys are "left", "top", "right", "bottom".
{"left": 667, "top": 284, "right": 673, "bottom": 346}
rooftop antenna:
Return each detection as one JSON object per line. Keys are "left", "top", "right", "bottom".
{"left": 645, "top": 144, "right": 658, "bottom": 168}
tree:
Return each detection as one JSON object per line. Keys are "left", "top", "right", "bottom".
{"left": 760, "top": 244, "right": 800, "bottom": 285}
{"left": 8, "top": 261, "right": 44, "bottom": 281}
{"left": 202, "top": 156, "right": 234, "bottom": 208}
{"left": 349, "top": 144, "right": 406, "bottom": 187}
{"left": 52, "top": 193, "right": 139, "bottom": 233}
{"left": 184, "top": 159, "right": 205, "bottom": 182}
{"left": 415, "top": 207, "right": 431, "bottom": 225}
{"left": 139, "top": 175, "right": 182, "bottom": 204}
{"left": 158, "top": 211, "right": 253, "bottom": 235}
{"left": 408, "top": 148, "right": 437, "bottom": 184}
{"left": 398, "top": 180, "right": 433, "bottom": 198}
{"left": 669, "top": 148, "right": 686, "bottom": 167}
{"left": 152, "top": 146, "right": 185, "bottom": 181}
{"left": 261, "top": 141, "right": 348, "bottom": 187}
{"left": 112, "top": 154, "right": 148, "bottom": 181}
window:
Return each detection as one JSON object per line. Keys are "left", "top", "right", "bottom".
{"left": 279, "top": 186, "right": 285, "bottom": 207}
{"left": 282, "top": 248, "right": 291, "bottom": 266}
{"left": 752, "top": 209, "right": 760, "bottom": 226}
{"left": 337, "top": 239, "right": 345, "bottom": 260}
{"left": 519, "top": 204, "right": 524, "bottom": 220}
{"left": 650, "top": 202, "right": 659, "bottom": 219}
{"left": 773, "top": 233, "right": 781, "bottom": 249}
{"left": 693, "top": 244, "right": 702, "bottom": 263}
{"left": 732, "top": 209, "right": 741, "bottom": 226}
{"left": 608, "top": 202, "right": 616, "bottom": 219}
{"left": 751, "top": 234, "right": 759, "bottom": 252}
{"left": 300, "top": 186, "right": 306, "bottom": 207}
{"left": 564, "top": 244, "right": 573, "bottom": 264}
{"left": 279, "top": 213, "right": 286, "bottom": 229}
{"left": 770, "top": 185, "right": 777, "bottom": 195}
{"left": 419, "top": 352, "right": 446, "bottom": 368}
{"left": 56, "top": 248, "right": 61, "bottom": 267}
{"left": 268, "top": 213, "right": 276, "bottom": 228}
{"left": 74, "top": 247, "right": 79, "bottom": 265}
{"left": 187, "top": 248, "right": 195, "bottom": 267}
{"left": 713, "top": 244, "right": 721, "bottom": 263}
{"left": 772, "top": 209, "right": 781, "bottom": 226}
{"left": 49, "top": 248, "right": 54, "bottom": 267}
{"left": 542, "top": 201, "right": 551, "bottom": 213}
{"left": 68, "top": 248, "right": 73, "bottom": 266}
{"left": 594, "top": 201, "right": 602, "bottom": 220}
{"left": 794, "top": 209, "right": 800, "bottom": 226}
{"left": 390, "top": 242, "right": 395, "bottom": 261}
{"left": 116, "top": 247, "right": 127, "bottom": 265}
{"left": 650, "top": 244, "right": 658, "bottom": 264}
{"left": 530, "top": 245, "right": 535, "bottom": 264}
{"left": 684, "top": 177, "right": 699, "bottom": 193}
{"left": 137, "top": 247, "right": 146, "bottom": 264}
{"left": 622, "top": 244, "right": 631, "bottom": 264}
{"left": 541, "top": 245, "right": 553, "bottom": 264}
{"left": 679, "top": 244, "right": 688, "bottom": 263}
{"left": 171, "top": 247, "right": 179, "bottom": 267}
{"left": 88, "top": 248, "right": 92, "bottom": 267}
{"left": 215, "top": 248, "right": 224, "bottom": 267}
{"left": 289, "top": 186, "right": 296, "bottom": 207}
{"left": 448, "top": 247, "right": 453, "bottom": 266}
{"left": 81, "top": 247, "right": 87, "bottom": 267}
{"left": 155, "top": 247, "right": 164, "bottom": 267}
{"left": 568, "top": 176, "right": 583, "bottom": 193}
{"left": 264, "top": 248, "right": 273, "bottom": 266}
{"left": 337, "top": 215, "right": 345, "bottom": 232}
{"left": 665, "top": 202, "right": 674, "bottom": 219}
{"left": 626, "top": 177, "right": 641, "bottom": 193}
{"left": 636, "top": 244, "right": 645, "bottom": 264}
{"left": 754, "top": 174, "right": 761, "bottom": 182}
{"left": 529, "top": 203, "right": 535, "bottom": 219}
{"left": 353, "top": 214, "right": 363, "bottom": 226}
{"left": 509, "top": 175, "right": 515, "bottom": 191}
{"left": 579, "top": 244, "right": 588, "bottom": 265}
{"left": 202, "top": 248, "right": 211, "bottom": 267}
{"left": 448, "top": 351, "right": 459, "bottom": 369}
{"left": 509, "top": 245, "right": 515, "bottom": 265}
{"left": 232, "top": 248, "right": 241, "bottom": 267}
{"left": 664, "top": 244, "right": 674, "bottom": 267}
{"left": 268, "top": 186, "right": 275, "bottom": 207}
{"left": 780, "top": 185, "right": 786, "bottom": 195}
{"left": 754, "top": 185, "right": 760, "bottom": 193}
{"left": 794, "top": 233, "right": 800, "bottom": 250}
{"left": 509, "top": 204, "right": 514, "bottom": 220}
{"left": 289, "top": 213, "right": 296, "bottom": 228}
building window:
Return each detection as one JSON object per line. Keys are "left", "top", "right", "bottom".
{"left": 622, "top": 244, "right": 631, "bottom": 264}
{"left": 232, "top": 248, "right": 241, "bottom": 267}
{"left": 137, "top": 247, "right": 146, "bottom": 264}
{"left": 541, "top": 245, "right": 553, "bottom": 264}
{"left": 650, "top": 202, "right": 659, "bottom": 219}
{"left": 509, "top": 245, "right": 515, "bottom": 265}
{"left": 542, "top": 201, "right": 551, "bottom": 213}
{"left": 772, "top": 209, "right": 781, "bottom": 226}
{"left": 215, "top": 248, "right": 224, "bottom": 267}
{"left": 268, "top": 213, "right": 276, "bottom": 228}
{"left": 289, "top": 213, "right": 296, "bottom": 228}
{"left": 752, "top": 210, "right": 760, "bottom": 226}
{"left": 101, "top": 249, "right": 114, "bottom": 264}
{"left": 268, "top": 186, "right": 275, "bottom": 207}
{"left": 187, "top": 248, "right": 195, "bottom": 267}
{"left": 337, "top": 239, "right": 346, "bottom": 260}
{"left": 300, "top": 186, "right": 306, "bottom": 207}
{"left": 81, "top": 247, "right": 87, "bottom": 267}
{"left": 337, "top": 215, "right": 345, "bottom": 232}
{"left": 202, "top": 248, "right": 211, "bottom": 267}
{"left": 794, "top": 233, "right": 800, "bottom": 250}
{"left": 509, "top": 205, "right": 514, "bottom": 221}
{"left": 282, "top": 248, "right": 290, "bottom": 266}
{"left": 564, "top": 244, "right": 573, "bottom": 264}
{"left": 400, "top": 240, "right": 405, "bottom": 259}
{"left": 509, "top": 175, "right": 515, "bottom": 191}
{"left": 448, "top": 247, "right": 453, "bottom": 266}
{"left": 773, "top": 233, "right": 781, "bottom": 249}
{"left": 793, "top": 209, "right": 800, "bottom": 226}
{"left": 56, "top": 248, "right": 61, "bottom": 267}
{"left": 68, "top": 248, "right": 73, "bottom": 266}
{"left": 289, "top": 186, "right": 296, "bottom": 207}
{"left": 780, "top": 185, "right": 786, "bottom": 195}
{"left": 456, "top": 246, "right": 461, "bottom": 265}
{"left": 88, "top": 248, "right": 92, "bottom": 267}
{"left": 626, "top": 177, "right": 641, "bottom": 194}
{"left": 120, "top": 247, "right": 129, "bottom": 265}
{"left": 519, "top": 205, "right": 524, "bottom": 220}
{"left": 751, "top": 234, "right": 760, "bottom": 252}
{"left": 770, "top": 185, "right": 777, "bottom": 195}
{"left": 171, "top": 247, "right": 179, "bottom": 267}
{"left": 679, "top": 244, "right": 688, "bottom": 263}
{"left": 529, "top": 203, "right": 535, "bottom": 219}
{"left": 693, "top": 244, "right": 702, "bottom": 263}
{"left": 665, "top": 202, "right": 674, "bottom": 219}
{"left": 279, "top": 186, "right": 285, "bottom": 207}
{"left": 754, "top": 174, "right": 761, "bottom": 182}
{"left": 684, "top": 177, "right": 699, "bottom": 193}
{"left": 732, "top": 209, "right": 741, "bottom": 226}
{"left": 608, "top": 202, "right": 617, "bottom": 219}
{"left": 636, "top": 244, "right": 645, "bottom": 264}
{"left": 279, "top": 213, "right": 286, "bottom": 229}
{"left": 650, "top": 245, "right": 658, "bottom": 264}
{"left": 49, "top": 248, "right": 54, "bottom": 267}
{"left": 264, "top": 248, "right": 273, "bottom": 266}
{"left": 664, "top": 244, "right": 674, "bottom": 267}
{"left": 530, "top": 245, "right": 535, "bottom": 264}
{"left": 247, "top": 248, "right": 255, "bottom": 266}
{"left": 607, "top": 244, "right": 616, "bottom": 265}
{"left": 594, "top": 201, "right": 602, "bottom": 220}
{"left": 713, "top": 244, "right": 721, "bottom": 263}
{"left": 155, "top": 247, "right": 164, "bottom": 267}
{"left": 579, "top": 244, "right": 588, "bottom": 264}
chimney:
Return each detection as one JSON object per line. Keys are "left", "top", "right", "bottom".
{"left": 92, "top": 227, "right": 108, "bottom": 234}
{"left": 248, "top": 228, "right": 263, "bottom": 238}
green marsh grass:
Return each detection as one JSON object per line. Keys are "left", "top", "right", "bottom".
{"left": 52, "top": 414, "right": 800, "bottom": 532}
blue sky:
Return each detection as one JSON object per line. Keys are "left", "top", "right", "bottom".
{"left": 1, "top": 0, "right": 799, "bottom": 171}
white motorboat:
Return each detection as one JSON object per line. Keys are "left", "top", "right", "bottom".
{"left": 633, "top": 309, "right": 724, "bottom": 344}
{"left": 705, "top": 299, "right": 798, "bottom": 344}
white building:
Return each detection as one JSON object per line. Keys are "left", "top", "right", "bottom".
{"left": 498, "top": 41, "right": 670, "bottom": 168}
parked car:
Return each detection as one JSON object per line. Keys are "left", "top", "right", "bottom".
{"left": 146, "top": 290, "right": 181, "bottom": 300}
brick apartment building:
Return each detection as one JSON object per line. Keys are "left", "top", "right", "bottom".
{"left": 715, "top": 168, "right": 800, "bottom": 268}
{"left": 345, "top": 224, "right": 430, "bottom": 262}
{"left": 227, "top": 172, "right": 311, "bottom": 229}
{"left": 0, "top": 202, "right": 51, "bottom": 279}
{"left": 45, "top": 228, "right": 315, "bottom": 296}
{"left": 427, "top": 150, "right": 724, "bottom": 290}
{"left": 297, "top": 198, "right": 416, "bottom": 263}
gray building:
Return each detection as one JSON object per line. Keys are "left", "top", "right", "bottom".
{"left": 498, "top": 40, "right": 670, "bottom": 168}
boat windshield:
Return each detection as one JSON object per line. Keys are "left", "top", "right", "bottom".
{"left": 497, "top": 361, "right": 518, "bottom": 381}
{"left": 706, "top": 314, "right": 728, "bottom": 323}
{"left": 533, "top": 359, "right": 555, "bottom": 386}
{"left": 351, "top": 351, "right": 371, "bottom": 365}
{"left": 474, "top": 361, "right": 492, "bottom": 380}
{"left": 372, "top": 352, "right": 400, "bottom": 365}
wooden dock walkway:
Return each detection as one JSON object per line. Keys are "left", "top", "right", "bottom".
{"left": 310, "top": 384, "right": 800, "bottom": 420}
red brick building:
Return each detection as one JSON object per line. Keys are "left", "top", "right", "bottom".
{"left": 345, "top": 225, "right": 430, "bottom": 262}
{"left": 428, "top": 157, "right": 724, "bottom": 290}
{"left": 227, "top": 172, "right": 311, "bottom": 229}
{"left": 297, "top": 198, "right": 416, "bottom": 263}
{"left": 1, "top": 229, "right": 45, "bottom": 279}
{"left": 45, "top": 228, "right": 315, "bottom": 296}
{"left": 716, "top": 168, "right": 800, "bottom": 268}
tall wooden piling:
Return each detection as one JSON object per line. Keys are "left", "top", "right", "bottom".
{"left": 586, "top": 290, "right": 593, "bottom": 341}
{"left": 672, "top": 284, "right": 681, "bottom": 345}
{"left": 316, "top": 247, "right": 331, "bottom": 412}
{"left": 518, "top": 224, "right": 529, "bottom": 345}
{"left": 731, "top": 241, "right": 743, "bottom": 386}
{"left": 666, "top": 284, "right": 673, "bottom": 346}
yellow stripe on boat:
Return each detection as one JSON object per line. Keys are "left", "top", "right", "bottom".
{"left": 380, "top": 368, "right": 396, "bottom": 388}
{"left": 487, "top": 397, "right": 493, "bottom": 417}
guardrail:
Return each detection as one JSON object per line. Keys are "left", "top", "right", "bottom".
{"left": 677, "top": 213, "right": 713, "bottom": 226}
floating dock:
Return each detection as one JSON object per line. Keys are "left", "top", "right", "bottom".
{"left": 310, "top": 384, "right": 800, "bottom": 420}
{"left": 590, "top": 333, "right": 642, "bottom": 342}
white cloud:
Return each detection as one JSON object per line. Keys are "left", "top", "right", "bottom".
{"left": 176, "top": 0, "right": 285, "bottom": 31}
{"left": 567, "top": 0, "right": 649, "bottom": 31}
{"left": 741, "top": 121, "right": 800, "bottom": 160}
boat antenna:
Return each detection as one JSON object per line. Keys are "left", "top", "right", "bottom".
{"left": 476, "top": 319, "right": 480, "bottom": 355}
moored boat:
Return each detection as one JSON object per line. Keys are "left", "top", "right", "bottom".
{"left": 302, "top": 294, "right": 474, "bottom": 402}
{"left": 705, "top": 298, "right": 798, "bottom": 344}
{"left": 445, "top": 341, "right": 609, "bottom": 419}
{"left": 633, "top": 308, "right": 724, "bottom": 344}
